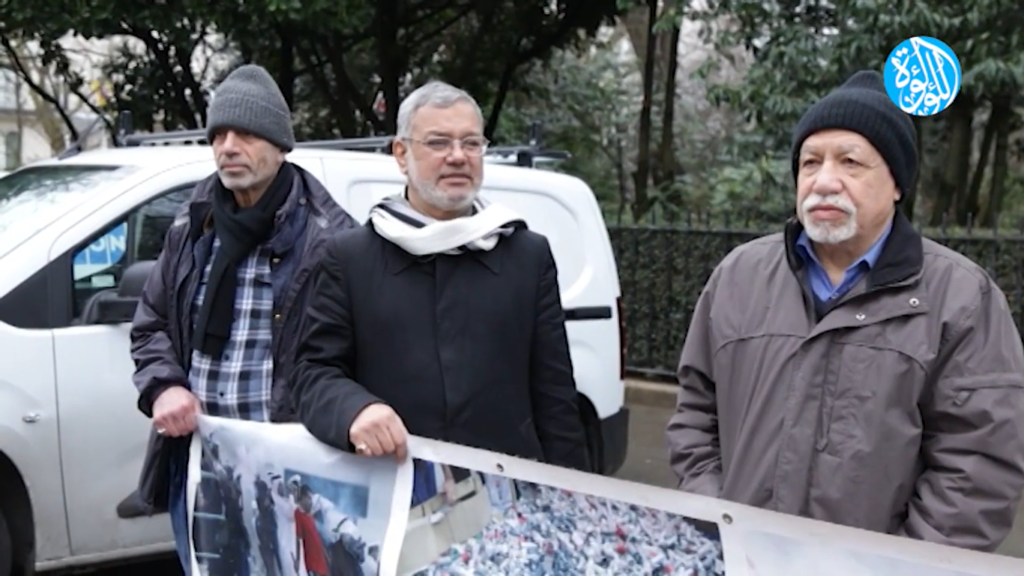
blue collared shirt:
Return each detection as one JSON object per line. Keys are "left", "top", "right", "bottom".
{"left": 795, "top": 221, "right": 893, "bottom": 303}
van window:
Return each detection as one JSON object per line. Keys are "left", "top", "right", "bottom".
{"left": 71, "top": 184, "right": 194, "bottom": 321}
{"left": 0, "top": 164, "right": 139, "bottom": 260}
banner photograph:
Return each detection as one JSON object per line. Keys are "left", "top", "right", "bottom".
{"left": 186, "top": 417, "right": 412, "bottom": 576}
{"left": 395, "top": 458, "right": 725, "bottom": 574}
{"left": 185, "top": 415, "right": 1024, "bottom": 576}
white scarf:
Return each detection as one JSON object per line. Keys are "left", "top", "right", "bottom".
{"left": 368, "top": 192, "right": 526, "bottom": 256}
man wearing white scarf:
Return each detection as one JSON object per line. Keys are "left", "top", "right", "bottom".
{"left": 290, "top": 81, "right": 591, "bottom": 480}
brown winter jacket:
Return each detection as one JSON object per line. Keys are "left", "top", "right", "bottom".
{"left": 666, "top": 210, "right": 1024, "bottom": 552}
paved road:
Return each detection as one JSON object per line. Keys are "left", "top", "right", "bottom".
{"left": 56, "top": 401, "right": 1024, "bottom": 573}
{"left": 612, "top": 404, "right": 678, "bottom": 490}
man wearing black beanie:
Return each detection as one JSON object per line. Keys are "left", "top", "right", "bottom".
{"left": 126, "top": 64, "right": 357, "bottom": 574}
{"left": 667, "top": 69, "right": 1024, "bottom": 552}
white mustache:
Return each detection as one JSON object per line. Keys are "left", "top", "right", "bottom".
{"left": 802, "top": 194, "right": 854, "bottom": 214}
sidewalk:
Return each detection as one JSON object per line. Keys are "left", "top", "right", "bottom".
{"left": 625, "top": 377, "right": 677, "bottom": 408}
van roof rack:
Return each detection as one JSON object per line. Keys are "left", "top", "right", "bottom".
{"left": 484, "top": 121, "right": 571, "bottom": 167}
{"left": 108, "top": 112, "right": 569, "bottom": 168}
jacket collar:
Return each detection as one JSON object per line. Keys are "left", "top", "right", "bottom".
{"left": 784, "top": 208, "right": 923, "bottom": 289}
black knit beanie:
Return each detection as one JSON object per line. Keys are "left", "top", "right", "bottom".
{"left": 791, "top": 70, "right": 918, "bottom": 200}
{"left": 206, "top": 64, "right": 296, "bottom": 151}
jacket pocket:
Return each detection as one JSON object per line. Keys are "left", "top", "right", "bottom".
{"left": 270, "top": 375, "right": 297, "bottom": 422}
{"left": 948, "top": 374, "right": 1024, "bottom": 406}
{"left": 816, "top": 342, "right": 860, "bottom": 453}
{"left": 817, "top": 342, "right": 921, "bottom": 457}
{"left": 517, "top": 417, "right": 545, "bottom": 461}
{"left": 136, "top": 429, "right": 183, "bottom": 514}
{"left": 824, "top": 387, "right": 875, "bottom": 454}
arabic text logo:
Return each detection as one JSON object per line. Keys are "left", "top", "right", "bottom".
{"left": 883, "top": 36, "right": 961, "bottom": 116}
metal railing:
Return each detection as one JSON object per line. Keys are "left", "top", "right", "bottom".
{"left": 609, "top": 216, "right": 1024, "bottom": 380}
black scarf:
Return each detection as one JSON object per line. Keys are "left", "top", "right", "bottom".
{"left": 192, "top": 161, "right": 296, "bottom": 358}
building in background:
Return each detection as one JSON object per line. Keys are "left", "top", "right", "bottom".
{"left": 0, "top": 67, "right": 54, "bottom": 172}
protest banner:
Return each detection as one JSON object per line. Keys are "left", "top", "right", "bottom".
{"left": 186, "top": 415, "right": 1024, "bottom": 576}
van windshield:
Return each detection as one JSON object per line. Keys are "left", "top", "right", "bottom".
{"left": 0, "top": 164, "right": 138, "bottom": 259}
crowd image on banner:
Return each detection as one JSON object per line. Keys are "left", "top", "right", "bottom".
{"left": 398, "top": 459, "right": 725, "bottom": 575}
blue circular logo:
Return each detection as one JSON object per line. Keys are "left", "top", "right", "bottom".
{"left": 883, "top": 36, "right": 961, "bottom": 116}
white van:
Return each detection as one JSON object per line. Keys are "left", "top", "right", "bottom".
{"left": 0, "top": 133, "right": 629, "bottom": 572}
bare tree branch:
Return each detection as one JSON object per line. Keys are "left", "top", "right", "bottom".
{"left": 0, "top": 34, "right": 80, "bottom": 142}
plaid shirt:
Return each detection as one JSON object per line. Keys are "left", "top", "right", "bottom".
{"left": 188, "top": 237, "right": 275, "bottom": 421}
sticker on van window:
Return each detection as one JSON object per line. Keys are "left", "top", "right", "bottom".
{"left": 73, "top": 222, "right": 127, "bottom": 280}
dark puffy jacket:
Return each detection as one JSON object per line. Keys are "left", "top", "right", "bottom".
{"left": 127, "top": 163, "right": 356, "bottom": 514}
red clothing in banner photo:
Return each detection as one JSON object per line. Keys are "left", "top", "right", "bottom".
{"left": 294, "top": 507, "right": 329, "bottom": 576}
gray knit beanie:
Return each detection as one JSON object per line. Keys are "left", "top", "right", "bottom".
{"left": 206, "top": 64, "right": 295, "bottom": 151}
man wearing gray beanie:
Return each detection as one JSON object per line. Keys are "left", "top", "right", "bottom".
{"left": 668, "top": 69, "right": 1024, "bottom": 552}
{"left": 127, "top": 63, "right": 357, "bottom": 574}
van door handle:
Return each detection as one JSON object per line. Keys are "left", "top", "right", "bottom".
{"left": 563, "top": 306, "right": 613, "bottom": 321}
{"left": 22, "top": 412, "right": 41, "bottom": 423}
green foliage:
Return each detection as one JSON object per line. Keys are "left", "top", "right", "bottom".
{"left": 498, "top": 36, "right": 637, "bottom": 205}
{"left": 683, "top": 0, "right": 1024, "bottom": 227}
{"left": 695, "top": 0, "right": 1024, "bottom": 151}
{"left": 1, "top": 0, "right": 627, "bottom": 138}
{"left": 498, "top": 19, "right": 794, "bottom": 224}
{"left": 679, "top": 155, "right": 793, "bottom": 219}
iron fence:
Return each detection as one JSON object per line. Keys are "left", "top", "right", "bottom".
{"left": 608, "top": 220, "right": 1024, "bottom": 381}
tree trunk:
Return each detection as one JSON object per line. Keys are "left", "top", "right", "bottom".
{"left": 484, "top": 62, "right": 517, "bottom": 140}
{"left": 616, "top": 134, "right": 628, "bottom": 224}
{"left": 375, "top": 0, "right": 401, "bottom": 134}
{"left": 295, "top": 41, "right": 359, "bottom": 136}
{"left": 631, "top": 0, "right": 658, "bottom": 220}
{"left": 901, "top": 115, "right": 925, "bottom": 223}
{"left": 959, "top": 104, "right": 996, "bottom": 225}
{"left": 620, "top": 5, "right": 651, "bottom": 63}
{"left": 980, "top": 98, "right": 1014, "bottom": 227}
{"left": 929, "top": 96, "right": 974, "bottom": 226}
{"left": 276, "top": 27, "right": 296, "bottom": 110}
{"left": 652, "top": 22, "right": 681, "bottom": 197}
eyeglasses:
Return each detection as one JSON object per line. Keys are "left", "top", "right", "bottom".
{"left": 403, "top": 136, "right": 489, "bottom": 156}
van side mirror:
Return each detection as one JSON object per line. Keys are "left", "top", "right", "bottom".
{"left": 85, "top": 260, "right": 157, "bottom": 325}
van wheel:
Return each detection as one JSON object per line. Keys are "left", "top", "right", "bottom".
{"left": 0, "top": 507, "right": 11, "bottom": 576}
